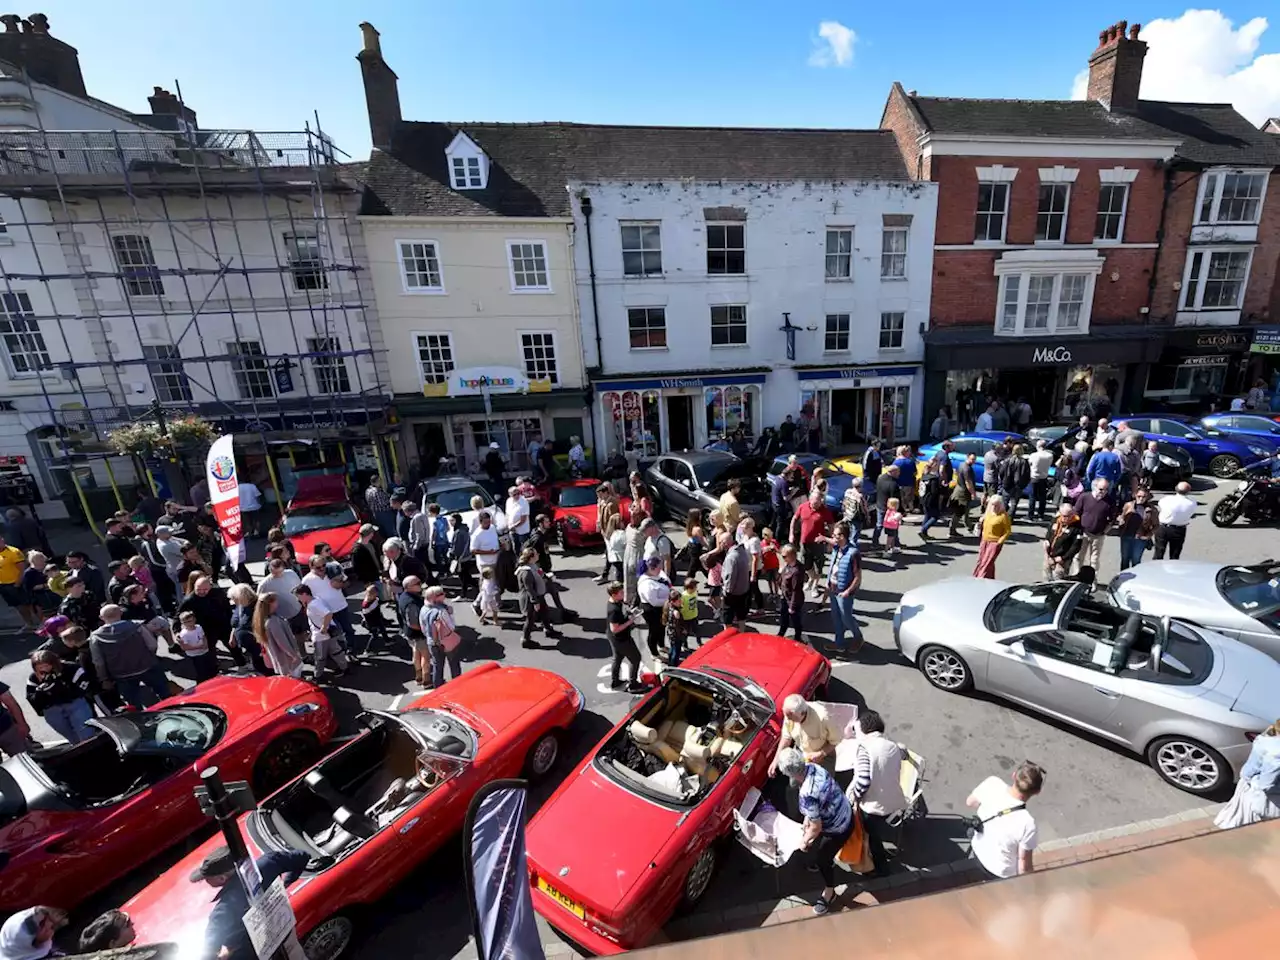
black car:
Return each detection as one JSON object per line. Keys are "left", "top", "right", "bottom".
{"left": 1024, "top": 423, "right": 1193, "bottom": 489}
{"left": 644, "top": 451, "right": 772, "bottom": 525}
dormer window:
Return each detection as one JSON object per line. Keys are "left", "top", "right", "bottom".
{"left": 445, "top": 132, "right": 489, "bottom": 191}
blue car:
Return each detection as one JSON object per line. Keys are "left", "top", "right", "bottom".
{"left": 1198, "top": 412, "right": 1280, "bottom": 444}
{"left": 1113, "top": 414, "right": 1279, "bottom": 478}
{"left": 767, "top": 453, "right": 852, "bottom": 514}
{"left": 916, "top": 431, "right": 1026, "bottom": 488}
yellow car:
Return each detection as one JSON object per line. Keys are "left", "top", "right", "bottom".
{"left": 828, "top": 454, "right": 863, "bottom": 479}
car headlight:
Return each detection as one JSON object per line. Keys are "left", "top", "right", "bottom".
{"left": 286, "top": 702, "right": 323, "bottom": 716}
{"left": 1248, "top": 446, "right": 1270, "bottom": 457}
{"left": 565, "top": 516, "right": 582, "bottom": 528}
{"left": 1158, "top": 454, "right": 1178, "bottom": 466}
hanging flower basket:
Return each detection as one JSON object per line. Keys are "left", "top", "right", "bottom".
{"left": 108, "top": 415, "right": 217, "bottom": 457}
{"left": 166, "top": 415, "right": 219, "bottom": 448}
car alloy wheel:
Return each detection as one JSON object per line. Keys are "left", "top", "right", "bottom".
{"left": 918, "top": 646, "right": 972, "bottom": 692}
{"left": 252, "top": 731, "right": 321, "bottom": 799}
{"left": 525, "top": 732, "right": 560, "bottom": 780}
{"left": 1208, "top": 454, "right": 1242, "bottom": 479}
{"left": 1149, "top": 737, "right": 1226, "bottom": 795}
{"left": 683, "top": 846, "right": 717, "bottom": 906}
{"left": 302, "top": 915, "right": 355, "bottom": 960}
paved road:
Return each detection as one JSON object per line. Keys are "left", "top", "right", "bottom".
{"left": 0, "top": 475, "right": 1269, "bottom": 956}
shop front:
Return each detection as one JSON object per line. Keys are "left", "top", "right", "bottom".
{"left": 795, "top": 364, "right": 921, "bottom": 444}
{"left": 924, "top": 326, "right": 1165, "bottom": 429}
{"left": 1246, "top": 327, "right": 1280, "bottom": 408}
{"left": 593, "top": 370, "right": 768, "bottom": 458}
{"left": 1143, "top": 328, "right": 1255, "bottom": 412}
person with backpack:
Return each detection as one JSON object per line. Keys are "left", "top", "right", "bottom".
{"left": 640, "top": 518, "right": 673, "bottom": 579}
{"left": 919, "top": 443, "right": 953, "bottom": 541}
{"left": 420, "top": 585, "right": 463, "bottom": 688}
{"left": 840, "top": 481, "right": 870, "bottom": 542}
{"left": 719, "top": 538, "right": 752, "bottom": 628}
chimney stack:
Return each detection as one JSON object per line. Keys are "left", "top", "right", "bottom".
{"left": 147, "top": 86, "right": 197, "bottom": 129}
{"left": 356, "top": 22, "right": 401, "bottom": 152}
{"left": 1085, "top": 19, "right": 1147, "bottom": 113}
{"left": 0, "top": 13, "right": 87, "bottom": 97}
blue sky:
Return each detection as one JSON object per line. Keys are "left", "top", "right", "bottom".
{"left": 34, "top": 2, "right": 1280, "bottom": 160}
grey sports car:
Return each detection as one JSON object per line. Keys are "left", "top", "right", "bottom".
{"left": 893, "top": 578, "right": 1280, "bottom": 794}
{"left": 1110, "top": 561, "right": 1280, "bottom": 662}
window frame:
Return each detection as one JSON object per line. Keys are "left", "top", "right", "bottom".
{"left": 228, "top": 339, "right": 274, "bottom": 400}
{"left": 414, "top": 332, "right": 456, "bottom": 387}
{"left": 306, "top": 336, "right": 351, "bottom": 395}
{"left": 974, "top": 182, "right": 1010, "bottom": 243}
{"left": 142, "top": 343, "right": 191, "bottom": 403}
{"left": 397, "top": 239, "right": 445, "bottom": 294}
{"left": 0, "top": 291, "right": 51, "bottom": 378}
{"left": 878, "top": 312, "right": 905, "bottom": 350}
{"left": 111, "top": 233, "right": 164, "bottom": 298}
{"left": 1094, "top": 184, "right": 1129, "bottom": 243}
{"left": 706, "top": 223, "right": 746, "bottom": 276}
{"left": 880, "top": 227, "right": 908, "bottom": 279}
{"left": 519, "top": 330, "right": 559, "bottom": 385}
{"left": 507, "top": 240, "right": 552, "bottom": 292}
{"left": 449, "top": 155, "right": 484, "bottom": 190}
{"left": 620, "top": 222, "right": 663, "bottom": 278}
{"left": 1195, "top": 169, "right": 1269, "bottom": 226}
{"left": 823, "top": 313, "right": 850, "bottom": 352}
{"left": 995, "top": 271, "right": 1098, "bottom": 336}
{"left": 1035, "top": 184, "right": 1070, "bottom": 243}
{"left": 1180, "top": 248, "right": 1254, "bottom": 311}
{"left": 709, "top": 304, "right": 747, "bottom": 347}
{"left": 825, "top": 228, "right": 853, "bottom": 281}
{"left": 283, "top": 232, "right": 328, "bottom": 292}
{"left": 627, "top": 307, "right": 668, "bottom": 351}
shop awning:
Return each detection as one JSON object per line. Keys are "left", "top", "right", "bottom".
{"left": 924, "top": 324, "right": 1165, "bottom": 370}
{"left": 391, "top": 388, "right": 587, "bottom": 418}
{"left": 593, "top": 368, "right": 769, "bottom": 391}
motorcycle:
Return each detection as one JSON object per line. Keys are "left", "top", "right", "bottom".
{"left": 1211, "top": 459, "right": 1280, "bottom": 527}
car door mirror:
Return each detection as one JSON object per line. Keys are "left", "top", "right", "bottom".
{"left": 1007, "top": 640, "right": 1027, "bottom": 656}
{"left": 684, "top": 479, "right": 695, "bottom": 490}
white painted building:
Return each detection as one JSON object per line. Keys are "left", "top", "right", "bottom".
{"left": 564, "top": 127, "right": 937, "bottom": 456}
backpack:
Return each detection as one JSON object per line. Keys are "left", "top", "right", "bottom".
{"left": 636, "top": 535, "right": 673, "bottom": 577}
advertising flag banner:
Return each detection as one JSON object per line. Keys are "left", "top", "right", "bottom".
{"left": 206, "top": 434, "right": 245, "bottom": 562}
{"left": 463, "top": 780, "right": 545, "bottom": 960}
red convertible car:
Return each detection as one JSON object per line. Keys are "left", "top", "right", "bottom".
{"left": 0, "top": 676, "right": 335, "bottom": 913}
{"left": 125, "top": 663, "right": 581, "bottom": 960}
{"left": 551, "top": 479, "right": 631, "bottom": 549}
{"left": 283, "top": 475, "right": 364, "bottom": 564}
{"left": 526, "top": 629, "right": 829, "bottom": 954}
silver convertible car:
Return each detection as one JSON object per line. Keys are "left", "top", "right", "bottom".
{"left": 1110, "top": 561, "right": 1280, "bottom": 662}
{"left": 893, "top": 579, "right": 1280, "bottom": 795}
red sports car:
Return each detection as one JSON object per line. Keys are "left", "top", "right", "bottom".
{"left": 125, "top": 663, "right": 581, "bottom": 960}
{"left": 526, "top": 629, "right": 829, "bottom": 954}
{"left": 552, "top": 479, "right": 631, "bottom": 549}
{"left": 283, "top": 475, "right": 364, "bottom": 564}
{"left": 0, "top": 676, "right": 335, "bottom": 913}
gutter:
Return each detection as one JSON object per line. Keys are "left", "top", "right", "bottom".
{"left": 578, "top": 193, "right": 604, "bottom": 376}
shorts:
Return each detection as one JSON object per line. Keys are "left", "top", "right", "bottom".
{"left": 722, "top": 592, "right": 749, "bottom": 624}
{"left": 708, "top": 584, "right": 723, "bottom": 599}
{"left": 800, "top": 546, "right": 824, "bottom": 573}
{"left": 0, "top": 583, "right": 25, "bottom": 608}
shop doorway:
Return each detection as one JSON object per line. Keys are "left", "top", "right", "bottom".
{"left": 998, "top": 371, "right": 1058, "bottom": 424}
{"left": 666, "top": 395, "right": 694, "bottom": 452}
{"left": 829, "top": 388, "right": 866, "bottom": 446}
{"left": 414, "top": 422, "right": 449, "bottom": 479}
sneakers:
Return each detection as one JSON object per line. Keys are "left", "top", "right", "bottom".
{"left": 625, "top": 681, "right": 648, "bottom": 694}
{"left": 521, "top": 640, "right": 540, "bottom": 650}
{"left": 593, "top": 575, "right": 608, "bottom": 584}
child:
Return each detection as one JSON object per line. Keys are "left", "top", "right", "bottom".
{"left": 45, "top": 562, "right": 69, "bottom": 598}
{"left": 177, "top": 610, "right": 219, "bottom": 682}
{"left": 449, "top": 513, "right": 475, "bottom": 598}
{"left": 883, "top": 497, "right": 903, "bottom": 554}
{"left": 663, "top": 591, "right": 688, "bottom": 667}
{"left": 679, "top": 577, "right": 700, "bottom": 647}
{"left": 759, "top": 527, "right": 781, "bottom": 597}
{"left": 126, "top": 555, "right": 163, "bottom": 610}
{"left": 359, "top": 583, "right": 390, "bottom": 657}
{"left": 477, "top": 566, "right": 501, "bottom": 626}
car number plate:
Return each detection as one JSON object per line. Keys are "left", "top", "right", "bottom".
{"left": 537, "top": 877, "right": 585, "bottom": 919}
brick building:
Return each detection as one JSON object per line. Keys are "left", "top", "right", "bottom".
{"left": 882, "top": 20, "right": 1280, "bottom": 426}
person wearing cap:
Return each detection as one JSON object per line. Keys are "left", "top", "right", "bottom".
{"left": 190, "top": 845, "right": 309, "bottom": 960}
{"left": 482, "top": 441, "right": 506, "bottom": 491}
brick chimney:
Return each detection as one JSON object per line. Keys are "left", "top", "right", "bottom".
{"left": 0, "top": 13, "right": 87, "bottom": 97}
{"left": 356, "top": 22, "right": 401, "bottom": 152}
{"left": 1086, "top": 20, "right": 1147, "bottom": 112}
{"left": 147, "top": 86, "right": 197, "bottom": 129}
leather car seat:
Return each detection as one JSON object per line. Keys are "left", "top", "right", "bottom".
{"left": 629, "top": 721, "right": 680, "bottom": 764}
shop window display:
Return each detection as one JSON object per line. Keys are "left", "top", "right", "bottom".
{"left": 704, "top": 385, "right": 758, "bottom": 440}
{"left": 451, "top": 416, "right": 541, "bottom": 474}
{"left": 603, "top": 390, "right": 660, "bottom": 458}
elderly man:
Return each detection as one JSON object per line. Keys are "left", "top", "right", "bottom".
{"left": 846, "top": 708, "right": 907, "bottom": 877}
{"left": 1154, "top": 482, "right": 1196, "bottom": 560}
{"left": 776, "top": 747, "right": 852, "bottom": 915}
{"left": 769, "top": 694, "right": 842, "bottom": 776}
{"left": 1073, "top": 477, "right": 1113, "bottom": 574}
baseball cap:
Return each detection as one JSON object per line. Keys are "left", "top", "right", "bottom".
{"left": 324, "top": 561, "right": 345, "bottom": 581}
{"left": 155, "top": 525, "right": 173, "bottom": 536}
{"left": 489, "top": 442, "right": 500, "bottom": 450}
{"left": 189, "top": 845, "right": 235, "bottom": 882}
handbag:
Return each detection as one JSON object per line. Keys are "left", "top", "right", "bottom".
{"left": 836, "top": 810, "right": 875, "bottom": 873}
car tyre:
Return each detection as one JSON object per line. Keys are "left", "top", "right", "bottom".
{"left": 252, "top": 731, "right": 322, "bottom": 800}
{"left": 1208, "top": 454, "right": 1241, "bottom": 479}
{"left": 1146, "top": 736, "right": 1229, "bottom": 796}
{"left": 681, "top": 845, "right": 717, "bottom": 908}
{"left": 917, "top": 645, "right": 973, "bottom": 693}
{"left": 302, "top": 913, "right": 356, "bottom": 960}
{"left": 523, "top": 730, "right": 561, "bottom": 782}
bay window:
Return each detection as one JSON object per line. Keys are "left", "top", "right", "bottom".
{"left": 1181, "top": 249, "right": 1252, "bottom": 310}
{"left": 1196, "top": 170, "right": 1267, "bottom": 225}
{"left": 995, "top": 272, "right": 1096, "bottom": 335}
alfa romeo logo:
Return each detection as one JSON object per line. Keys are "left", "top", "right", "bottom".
{"left": 210, "top": 455, "right": 235, "bottom": 482}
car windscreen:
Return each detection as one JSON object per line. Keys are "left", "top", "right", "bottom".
{"left": 425, "top": 485, "right": 493, "bottom": 514}
{"left": 397, "top": 708, "right": 476, "bottom": 759}
{"left": 984, "top": 583, "right": 1074, "bottom": 634}
{"left": 557, "top": 487, "right": 596, "bottom": 508}
{"left": 696, "top": 666, "right": 775, "bottom": 715}
{"left": 1217, "top": 564, "right": 1280, "bottom": 621}
{"left": 1156, "top": 623, "right": 1214, "bottom": 683}
{"left": 283, "top": 502, "right": 358, "bottom": 535}
{"left": 116, "top": 707, "right": 221, "bottom": 753}
{"left": 692, "top": 459, "right": 736, "bottom": 486}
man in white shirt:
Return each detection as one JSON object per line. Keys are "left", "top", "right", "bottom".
{"left": 238, "top": 480, "right": 263, "bottom": 537}
{"left": 1026, "top": 439, "right": 1056, "bottom": 521}
{"left": 966, "top": 762, "right": 1044, "bottom": 879}
{"left": 1092, "top": 418, "right": 1116, "bottom": 451}
{"left": 640, "top": 518, "right": 673, "bottom": 578}
{"left": 469, "top": 510, "right": 501, "bottom": 575}
{"left": 505, "top": 486, "right": 531, "bottom": 552}
{"left": 1154, "top": 481, "right": 1196, "bottom": 560}
{"left": 295, "top": 584, "right": 349, "bottom": 680}
{"left": 301, "top": 558, "right": 353, "bottom": 646}
{"left": 974, "top": 404, "right": 994, "bottom": 432}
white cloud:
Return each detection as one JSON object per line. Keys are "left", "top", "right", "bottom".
{"left": 808, "top": 20, "right": 857, "bottom": 68}
{"left": 1070, "top": 10, "right": 1280, "bottom": 124}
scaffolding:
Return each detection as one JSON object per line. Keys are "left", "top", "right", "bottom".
{"left": 0, "top": 104, "right": 390, "bottom": 530}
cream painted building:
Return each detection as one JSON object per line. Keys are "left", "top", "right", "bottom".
{"left": 357, "top": 29, "right": 588, "bottom": 478}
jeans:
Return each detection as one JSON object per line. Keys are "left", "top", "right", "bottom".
{"left": 862, "top": 811, "right": 892, "bottom": 875}
{"left": 429, "top": 643, "right": 463, "bottom": 687}
{"left": 1030, "top": 479, "right": 1050, "bottom": 519}
{"left": 331, "top": 604, "right": 356, "bottom": 648}
{"left": 950, "top": 498, "right": 974, "bottom": 534}
{"left": 641, "top": 604, "right": 665, "bottom": 657}
{"left": 920, "top": 502, "right": 942, "bottom": 534}
{"left": 43, "top": 698, "right": 93, "bottom": 743}
{"left": 870, "top": 507, "right": 886, "bottom": 547}
{"left": 608, "top": 633, "right": 642, "bottom": 686}
{"left": 116, "top": 664, "right": 171, "bottom": 710}
{"left": 778, "top": 602, "right": 804, "bottom": 641}
{"left": 1002, "top": 489, "right": 1023, "bottom": 521}
{"left": 830, "top": 593, "right": 863, "bottom": 651}
{"left": 1153, "top": 523, "right": 1186, "bottom": 560}
{"left": 1119, "top": 535, "right": 1146, "bottom": 570}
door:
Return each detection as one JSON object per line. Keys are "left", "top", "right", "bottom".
{"left": 666, "top": 396, "right": 694, "bottom": 452}
{"left": 415, "top": 423, "right": 449, "bottom": 478}
{"left": 659, "top": 458, "right": 697, "bottom": 520}
{"left": 986, "top": 629, "right": 1124, "bottom": 737}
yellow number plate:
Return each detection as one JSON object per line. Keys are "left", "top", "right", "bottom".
{"left": 537, "top": 877, "right": 586, "bottom": 919}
